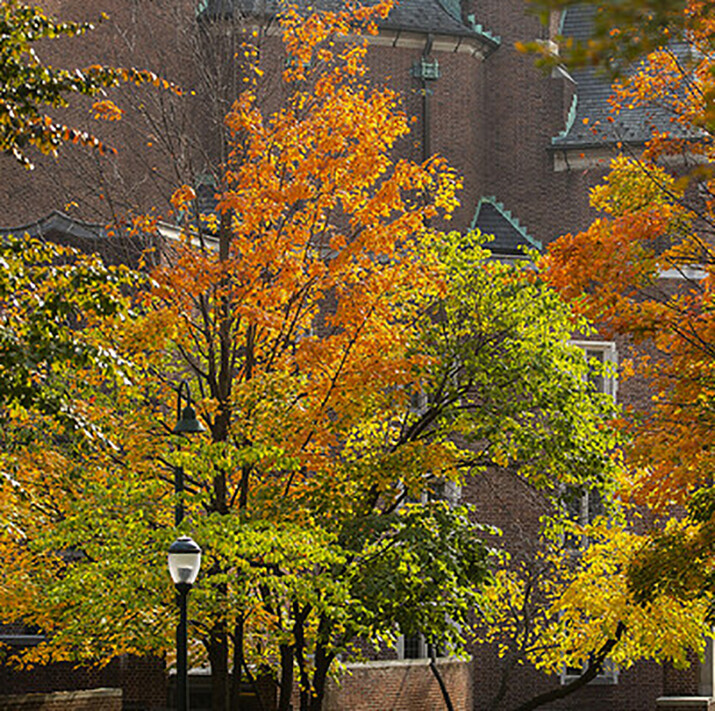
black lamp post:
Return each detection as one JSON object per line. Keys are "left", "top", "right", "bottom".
{"left": 168, "top": 535, "right": 202, "bottom": 711}
{"left": 172, "top": 381, "right": 205, "bottom": 526}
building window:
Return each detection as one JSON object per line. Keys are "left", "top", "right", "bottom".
{"left": 560, "top": 340, "right": 619, "bottom": 684}
{"left": 403, "top": 476, "right": 461, "bottom": 508}
{"left": 396, "top": 634, "right": 445, "bottom": 661}
{"left": 561, "top": 659, "right": 619, "bottom": 685}
{"left": 400, "top": 634, "right": 425, "bottom": 659}
{"left": 395, "top": 480, "right": 458, "bottom": 661}
{"left": 572, "top": 339, "right": 617, "bottom": 401}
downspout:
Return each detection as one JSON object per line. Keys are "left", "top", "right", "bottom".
{"left": 422, "top": 33, "right": 433, "bottom": 163}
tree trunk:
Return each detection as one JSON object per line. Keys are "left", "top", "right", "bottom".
{"left": 277, "top": 644, "right": 294, "bottom": 711}
{"left": 429, "top": 645, "right": 454, "bottom": 711}
{"left": 292, "top": 604, "right": 311, "bottom": 711}
{"left": 209, "top": 628, "right": 230, "bottom": 711}
{"left": 308, "top": 643, "right": 334, "bottom": 711}
{"left": 230, "top": 620, "right": 244, "bottom": 711}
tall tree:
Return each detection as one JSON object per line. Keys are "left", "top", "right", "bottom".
{"left": 541, "top": 0, "right": 715, "bottom": 610}
{"left": 0, "top": 6, "right": 624, "bottom": 711}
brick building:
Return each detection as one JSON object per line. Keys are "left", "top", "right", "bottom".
{"left": 0, "top": 1, "right": 705, "bottom": 711}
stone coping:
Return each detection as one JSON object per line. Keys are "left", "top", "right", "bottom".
{"left": 656, "top": 698, "right": 714, "bottom": 708}
{"left": 345, "top": 657, "right": 471, "bottom": 670}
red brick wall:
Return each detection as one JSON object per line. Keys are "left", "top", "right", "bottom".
{"left": 460, "top": 0, "right": 615, "bottom": 248}
{"left": 0, "top": 0, "right": 602, "bottom": 246}
{"left": 0, "top": 656, "right": 166, "bottom": 710}
{"left": 323, "top": 658, "right": 473, "bottom": 711}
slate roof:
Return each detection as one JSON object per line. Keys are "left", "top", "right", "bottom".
{"left": 379, "top": 0, "right": 496, "bottom": 41}
{"left": 0, "top": 211, "right": 153, "bottom": 268}
{"left": 0, "top": 211, "right": 105, "bottom": 242}
{"left": 198, "top": 0, "right": 499, "bottom": 49}
{"left": 471, "top": 198, "right": 541, "bottom": 256}
{"left": 551, "top": 4, "right": 690, "bottom": 149}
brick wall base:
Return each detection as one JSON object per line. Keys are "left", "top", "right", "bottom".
{"left": 0, "top": 688, "right": 122, "bottom": 711}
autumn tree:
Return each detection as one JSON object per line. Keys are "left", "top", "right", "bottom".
{"left": 137, "top": 5, "right": 621, "bottom": 705}
{"left": 525, "top": 0, "right": 712, "bottom": 72}
{"left": 475, "top": 513, "right": 712, "bottom": 711}
{"left": 539, "top": 0, "right": 715, "bottom": 619}
{"left": 0, "top": 4, "right": 629, "bottom": 711}
{"left": 0, "top": 4, "right": 709, "bottom": 711}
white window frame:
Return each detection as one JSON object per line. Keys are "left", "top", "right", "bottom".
{"left": 560, "top": 340, "right": 619, "bottom": 684}
{"left": 563, "top": 340, "right": 617, "bottom": 530}
{"left": 394, "top": 479, "right": 461, "bottom": 662}
{"left": 396, "top": 633, "right": 448, "bottom": 661}
{"left": 397, "top": 633, "right": 429, "bottom": 660}
{"left": 571, "top": 339, "right": 618, "bottom": 401}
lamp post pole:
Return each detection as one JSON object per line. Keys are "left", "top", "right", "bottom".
{"left": 168, "top": 535, "right": 202, "bottom": 711}
{"left": 169, "top": 383, "right": 204, "bottom": 711}
{"left": 172, "top": 380, "right": 205, "bottom": 526}
{"left": 176, "top": 582, "right": 189, "bottom": 711}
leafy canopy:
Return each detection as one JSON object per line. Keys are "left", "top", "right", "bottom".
{"left": 0, "top": 3, "right": 632, "bottom": 711}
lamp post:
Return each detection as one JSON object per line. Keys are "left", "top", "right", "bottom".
{"left": 169, "top": 384, "right": 204, "bottom": 711}
{"left": 172, "top": 381, "right": 205, "bottom": 526}
{"left": 168, "top": 535, "right": 202, "bottom": 711}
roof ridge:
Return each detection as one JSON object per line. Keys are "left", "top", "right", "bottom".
{"left": 552, "top": 92, "right": 578, "bottom": 144}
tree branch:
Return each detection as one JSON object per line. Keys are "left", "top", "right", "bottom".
{"left": 508, "top": 622, "right": 626, "bottom": 711}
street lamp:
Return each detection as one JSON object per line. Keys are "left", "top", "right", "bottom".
{"left": 168, "top": 535, "right": 202, "bottom": 711}
{"left": 172, "top": 381, "right": 205, "bottom": 526}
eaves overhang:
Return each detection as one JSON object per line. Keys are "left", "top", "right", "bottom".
{"left": 547, "top": 140, "right": 707, "bottom": 172}
{"left": 366, "top": 26, "right": 498, "bottom": 58}
{"left": 0, "top": 211, "right": 220, "bottom": 254}
{"left": 197, "top": 0, "right": 500, "bottom": 59}
{"left": 0, "top": 210, "right": 106, "bottom": 241}
{"left": 547, "top": 141, "right": 639, "bottom": 172}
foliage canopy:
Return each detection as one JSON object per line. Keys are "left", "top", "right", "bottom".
{"left": 1, "top": 2, "right": 701, "bottom": 711}
{"left": 542, "top": 0, "right": 715, "bottom": 618}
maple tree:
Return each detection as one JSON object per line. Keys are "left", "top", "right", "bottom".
{"left": 541, "top": 0, "right": 715, "bottom": 621}
{"left": 0, "top": 4, "right": 630, "bottom": 711}
{"left": 0, "top": 229, "right": 623, "bottom": 711}
{"left": 136, "top": 5, "right": 624, "bottom": 703}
